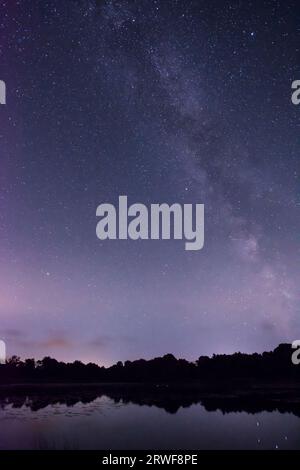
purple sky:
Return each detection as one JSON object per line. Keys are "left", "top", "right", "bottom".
{"left": 0, "top": 0, "right": 299, "bottom": 365}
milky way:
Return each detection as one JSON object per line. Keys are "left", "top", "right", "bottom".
{"left": 0, "top": 0, "right": 299, "bottom": 365}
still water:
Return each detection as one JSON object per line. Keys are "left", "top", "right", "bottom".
{"left": 0, "top": 392, "right": 299, "bottom": 449}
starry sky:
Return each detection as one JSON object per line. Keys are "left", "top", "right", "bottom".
{"left": 0, "top": 0, "right": 299, "bottom": 365}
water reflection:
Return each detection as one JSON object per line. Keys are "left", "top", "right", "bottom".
{"left": 1, "top": 384, "right": 300, "bottom": 416}
{"left": 0, "top": 385, "right": 299, "bottom": 450}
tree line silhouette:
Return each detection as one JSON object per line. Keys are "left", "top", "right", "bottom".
{"left": 0, "top": 343, "right": 299, "bottom": 384}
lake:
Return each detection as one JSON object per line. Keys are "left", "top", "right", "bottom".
{"left": 0, "top": 387, "right": 299, "bottom": 450}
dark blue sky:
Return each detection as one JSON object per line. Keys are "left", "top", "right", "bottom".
{"left": 0, "top": 0, "right": 299, "bottom": 365}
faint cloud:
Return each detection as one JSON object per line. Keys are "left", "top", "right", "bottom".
{"left": 38, "top": 336, "right": 72, "bottom": 349}
{"left": 0, "top": 328, "right": 23, "bottom": 338}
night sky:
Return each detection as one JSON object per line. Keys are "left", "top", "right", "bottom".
{"left": 0, "top": 0, "right": 299, "bottom": 365}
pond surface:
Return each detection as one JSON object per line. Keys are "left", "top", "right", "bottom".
{"left": 0, "top": 391, "right": 299, "bottom": 449}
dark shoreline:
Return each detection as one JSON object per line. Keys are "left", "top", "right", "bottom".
{"left": 1, "top": 379, "right": 300, "bottom": 389}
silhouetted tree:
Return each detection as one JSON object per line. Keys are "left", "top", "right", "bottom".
{"left": 0, "top": 344, "right": 298, "bottom": 385}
